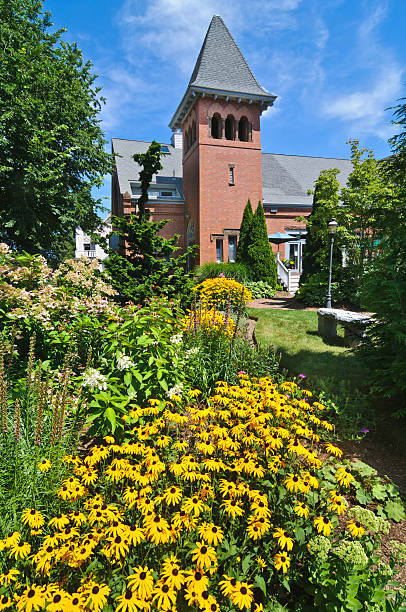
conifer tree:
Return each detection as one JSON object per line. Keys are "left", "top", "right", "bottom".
{"left": 236, "top": 199, "right": 253, "bottom": 263}
{"left": 247, "top": 202, "right": 277, "bottom": 286}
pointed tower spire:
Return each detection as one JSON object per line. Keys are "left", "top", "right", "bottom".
{"left": 169, "top": 15, "right": 276, "bottom": 130}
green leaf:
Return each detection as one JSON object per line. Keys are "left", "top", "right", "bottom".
{"left": 355, "top": 487, "right": 372, "bottom": 506}
{"left": 254, "top": 574, "right": 267, "bottom": 595}
{"left": 242, "top": 555, "right": 252, "bottom": 574}
{"left": 104, "top": 407, "right": 117, "bottom": 433}
{"left": 295, "top": 527, "right": 305, "bottom": 546}
{"left": 384, "top": 500, "right": 406, "bottom": 522}
{"left": 371, "top": 483, "right": 388, "bottom": 501}
{"left": 351, "top": 461, "right": 377, "bottom": 478}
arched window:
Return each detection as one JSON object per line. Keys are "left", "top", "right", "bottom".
{"left": 188, "top": 127, "right": 192, "bottom": 150}
{"left": 184, "top": 129, "right": 189, "bottom": 151}
{"left": 238, "top": 116, "right": 249, "bottom": 142}
{"left": 192, "top": 120, "right": 197, "bottom": 143}
{"left": 211, "top": 114, "right": 221, "bottom": 139}
{"left": 225, "top": 115, "right": 235, "bottom": 140}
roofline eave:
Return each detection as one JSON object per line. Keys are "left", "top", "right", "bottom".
{"left": 169, "top": 86, "right": 277, "bottom": 131}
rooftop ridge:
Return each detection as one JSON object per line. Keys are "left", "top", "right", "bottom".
{"left": 262, "top": 151, "right": 350, "bottom": 161}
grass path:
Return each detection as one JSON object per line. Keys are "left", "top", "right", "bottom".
{"left": 247, "top": 308, "right": 369, "bottom": 419}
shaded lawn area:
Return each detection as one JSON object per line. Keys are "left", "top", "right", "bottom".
{"left": 247, "top": 308, "right": 370, "bottom": 427}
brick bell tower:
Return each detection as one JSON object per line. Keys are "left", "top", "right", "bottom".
{"left": 169, "top": 15, "right": 276, "bottom": 265}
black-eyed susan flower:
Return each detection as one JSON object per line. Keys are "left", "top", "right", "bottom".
{"left": 38, "top": 458, "right": 52, "bottom": 472}
{"left": 325, "top": 442, "right": 343, "bottom": 458}
{"left": 335, "top": 467, "right": 355, "bottom": 487}
{"left": 0, "top": 594, "right": 13, "bottom": 610}
{"left": 347, "top": 520, "right": 365, "bottom": 538}
{"left": 191, "top": 541, "right": 217, "bottom": 570}
{"left": 185, "top": 569, "right": 209, "bottom": 595}
{"left": 127, "top": 566, "right": 154, "bottom": 600}
{"left": 21, "top": 508, "right": 45, "bottom": 529}
{"left": 219, "top": 575, "right": 237, "bottom": 598}
{"left": 9, "top": 539, "right": 31, "bottom": 559}
{"left": 84, "top": 582, "right": 110, "bottom": 612}
{"left": 197, "top": 522, "right": 224, "bottom": 546}
{"left": 274, "top": 552, "right": 291, "bottom": 573}
{"left": 182, "top": 496, "right": 205, "bottom": 517}
{"left": 221, "top": 498, "right": 244, "bottom": 519}
{"left": 294, "top": 501, "right": 310, "bottom": 519}
{"left": 284, "top": 473, "right": 303, "bottom": 493}
{"left": 0, "top": 568, "right": 19, "bottom": 587}
{"left": 152, "top": 581, "right": 177, "bottom": 609}
{"left": 15, "top": 584, "right": 45, "bottom": 611}
{"left": 256, "top": 555, "right": 267, "bottom": 569}
{"left": 115, "top": 588, "right": 142, "bottom": 612}
{"left": 314, "top": 516, "right": 333, "bottom": 537}
{"left": 272, "top": 528, "right": 294, "bottom": 551}
{"left": 163, "top": 485, "right": 183, "bottom": 506}
{"left": 229, "top": 581, "right": 254, "bottom": 610}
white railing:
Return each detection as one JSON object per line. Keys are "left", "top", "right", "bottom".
{"left": 275, "top": 253, "right": 301, "bottom": 293}
{"left": 76, "top": 250, "right": 97, "bottom": 259}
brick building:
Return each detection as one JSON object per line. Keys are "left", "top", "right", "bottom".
{"left": 112, "top": 15, "right": 352, "bottom": 282}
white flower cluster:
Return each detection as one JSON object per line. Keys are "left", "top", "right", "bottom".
{"left": 171, "top": 333, "right": 183, "bottom": 345}
{"left": 186, "top": 347, "right": 199, "bottom": 357}
{"left": 82, "top": 368, "right": 107, "bottom": 391}
{"left": 168, "top": 383, "right": 183, "bottom": 399}
{"left": 116, "top": 354, "right": 135, "bottom": 371}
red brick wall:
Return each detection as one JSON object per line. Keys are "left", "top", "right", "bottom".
{"left": 183, "top": 96, "right": 263, "bottom": 265}
{"left": 265, "top": 209, "right": 310, "bottom": 253}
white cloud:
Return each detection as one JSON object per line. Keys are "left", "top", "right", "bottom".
{"left": 322, "top": 65, "right": 402, "bottom": 139}
{"left": 321, "top": 1, "right": 403, "bottom": 140}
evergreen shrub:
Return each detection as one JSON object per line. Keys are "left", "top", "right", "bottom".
{"left": 247, "top": 202, "right": 277, "bottom": 286}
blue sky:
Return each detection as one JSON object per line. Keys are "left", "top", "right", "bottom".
{"left": 46, "top": 0, "right": 406, "bottom": 212}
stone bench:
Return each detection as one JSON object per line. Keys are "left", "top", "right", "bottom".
{"left": 317, "top": 308, "right": 372, "bottom": 347}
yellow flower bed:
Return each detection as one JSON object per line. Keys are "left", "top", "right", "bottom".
{"left": 181, "top": 307, "right": 236, "bottom": 337}
{"left": 193, "top": 278, "right": 252, "bottom": 311}
{"left": 0, "top": 376, "right": 377, "bottom": 611}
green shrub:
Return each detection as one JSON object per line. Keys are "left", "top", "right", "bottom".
{"left": 247, "top": 202, "right": 277, "bottom": 286}
{"left": 245, "top": 280, "right": 276, "bottom": 299}
{"left": 193, "top": 261, "right": 252, "bottom": 284}
{"left": 236, "top": 199, "right": 254, "bottom": 263}
{"left": 296, "top": 270, "right": 360, "bottom": 307}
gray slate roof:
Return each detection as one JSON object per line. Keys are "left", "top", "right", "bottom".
{"left": 188, "top": 15, "right": 273, "bottom": 98}
{"left": 262, "top": 153, "right": 352, "bottom": 207}
{"left": 112, "top": 139, "right": 183, "bottom": 197}
{"left": 112, "top": 138, "right": 352, "bottom": 208}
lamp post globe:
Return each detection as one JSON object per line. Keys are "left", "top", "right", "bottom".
{"left": 326, "top": 218, "right": 338, "bottom": 308}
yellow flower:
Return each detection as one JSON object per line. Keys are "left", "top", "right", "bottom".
{"left": 272, "top": 528, "right": 294, "bottom": 551}
{"left": 325, "top": 442, "right": 343, "bottom": 458}
{"left": 335, "top": 467, "right": 355, "bottom": 487}
{"left": 274, "top": 551, "right": 291, "bottom": 573}
{"left": 347, "top": 520, "right": 365, "bottom": 538}
{"left": 21, "top": 508, "right": 45, "bottom": 529}
{"left": 314, "top": 516, "right": 333, "bottom": 537}
{"left": 229, "top": 580, "right": 254, "bottom": 610}
{"left": 38, "top": 458, "right": 52, "bottom": 472}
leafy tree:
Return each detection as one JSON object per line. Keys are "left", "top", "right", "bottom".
{"left": 0, "top": 0, "right": 111, "bottom": 262}
{"left": 357, "top": 99, "right": 406, "bottom": 409}
{"left": 299, "top": 142, "right": 392, "bottom": 306}
{"left": 247, "top": 202, "right": 277, "bottom": 286}
{"left": 236, "top": 199, "right": 253, "bottom": 264}
{"left": 300, "top": 169, "right": 341, "bottom": 284}
{"left": 104, "top": 141, "right": 198, "bottom": 304}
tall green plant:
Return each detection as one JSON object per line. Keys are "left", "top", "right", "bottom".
{"left": 247, "top": 202, "right": 277, "bottom": 286}
{"left": 236, "top": 199, "right": 253, "bottom": 263}
{"left": 105, "top": 141, "right": 198, "bottom": 303}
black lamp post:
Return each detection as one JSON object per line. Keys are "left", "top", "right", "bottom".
{"left": 326, "top": 218, "right": 338, "bottom": 309}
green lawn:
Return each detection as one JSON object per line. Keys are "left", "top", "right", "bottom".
{"left": 247, "top": 308, "right": 369, "bottom": 423}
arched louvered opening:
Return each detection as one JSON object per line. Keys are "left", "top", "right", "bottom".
{"left": 238, "top": 116, "right": 249, "bottom": 142}
{"left": 211, "top": 114, "right": 221, "bottom": 139}
{"left": 192, "top": 120, "right": 197, "bottom": 144}
{"left": 225, "top": 115, "right": 235, "bottom": 140}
